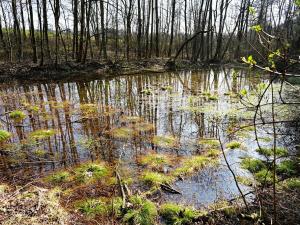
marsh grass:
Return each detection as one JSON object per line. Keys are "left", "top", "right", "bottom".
{"left": 9, "top": 110, "right": 26, "bottom": 123}
{"left": 141, "top": 171, "right": 173, "bottom": 186}
{"left": 46, "top": 171, "right": 71, "bottom": 184}
{"left": 226, "top": 141, "right": 242, "bottom": 149}
{"left": 256, "top": 147, "right": 288, "bottom": 157}
{"left": 152, "top": 135, "right": 178, "bottom": 148}
{"left": 160, "top": 203, "right": 205, "bottom": 225}
{"left": 199, "top": 138, "right": 220, "bottom": 148}
{"left": 276, "top": 160, "right": 297, "bottom": 176}
{"left": 29, "top": 129, "right": 56, "bottom": 140}
{"left": 139, "top": 153, "right": 172, "bottom": 169}
{"left": 75, "top": 198, "right": 107, "bottom": 218}
{"left": 110, "top": 127, "right": 138, "bottom": 139}
{"left": 0, "top": 130, "right": 12, "bottom": 143}
{"left": 241, "top": 157, "right": 266, "bottom": 173}
{"left": 75, "top": 162, "right": 109, "bottom": 183}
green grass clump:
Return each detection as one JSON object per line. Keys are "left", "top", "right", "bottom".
{"left": 256, "top": 147, "right": 288, "bottom": 157}
{"left": 80, "top": 104, "right": 98, "bottom": 116}
{"left": 173, "top": 155, "right": 216, "bottom": 177}
{"left": 281, "top": 178, "right": 300, "bottom": 190}
{"left": 75, "top": 198, "right": 107, "bottom": 218}
{"left": 46, "top": 171, "right": 70, "bottom": 184}
{"left": 208, "top": 95, "right": 218, "bottom": 101}
{"left": 141, "top": 171, "right": 173, "bottom": 186}
{"left": 241, "top": 158, "right": 266, "bottom": 173}
{"left": 160, "top": 203, "right": 205, "bottom": 225}
{"left": 29, "top": 129, "right": 56, "bottom": 139}
{"left": 236, "top": 176, "right": 254, "bottom": 186}
{"left": 152, "top": 135, "right": 178, "bottom": 148}
{"left": 254, "top": 169, "right": 276, "bottom": 185}
{"left": 9, "top": 110, "right": 26, "bottom": 122}
{"left": 276, "top": 160, "right": 297, "bottom": 176}
{"left": 75, "top": 162, "right": 108, "bottom": 183}
{"left": 226, "top": 141, "right": 241, "bottom": 149}
{"left": 205, "top": 149, "right": 220, "bottom": 157}
{"left": 123, "top": 195, "right": 158, "bottom": 225}
{"left": 199, "top": 139, "right": 220, "bottom": 148}
{"left": 110, "top": 127, "right": 137, "bottom": 139}
{"left": 0, "top": 130, "right": 12, "bottom": 143}
{"left": 139, "top": 153, "right": 171, "bottom": 169}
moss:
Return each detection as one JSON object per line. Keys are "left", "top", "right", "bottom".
{"left": 241, "top": 158, "right": 266, "bottom": 173}
{"left": 0, "top": 130, "right": 12, "bottom": 143}
{"left": 110, "top": 127, "right": 137, "bottom": 139}
{"left": 152, "top": 135, "right": 178, "bottom": 148}
{"left": 160, "top": 203, "right": 205, "bottom": 225}
{"left": 29, "top": 129, "right": 56, "bottom": 140}
{"left": 199, "top": 139, "right": 220, "bottom": 148}
{"left": 276, "top": 160, "right": 297, "bottom": 176}
{"left": 256, "top": 147, "right": 288, "bottom": 157}
{"left": 9, "top": 110, "right": 26, "bottom": 122}
{"left": 173, "top": 155, "right": 216, "bottom": 177}
{"left": 255, "top": 169, "right": 276, "bottom": 185}
{"left": 282, "top": 178, "right": 300, "bottom": 190}
{"left": 46, "top": 171, "right": 70, "bottom": 184}
{"left": 123, "top": 195, "right": 158, "bottom": 225}
{"left": 75, "top": 198, "right": 107, "bottom": 218}
{"left": 226, "top": 141, "right": 241, "bottom": 149}
{"left": 209, "top": 200, "right": 237, "bottom": 216}
{"left": 141, "top": 171, "right": 173, "bottom": 186}
{"left": 75, "top": 162, "right": 108, "bottom": 183}
{"left": 139, "top": 153, "right": 171, "bottom": 169}
{"left": 120, "top": 116, "right": 142, "bottom": 123}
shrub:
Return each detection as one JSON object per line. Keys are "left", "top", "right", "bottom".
{"left": 241, "top": 158, "right": 266, "bottom": 173}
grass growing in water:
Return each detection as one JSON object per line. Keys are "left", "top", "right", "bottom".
{"left": 256, "top": 147, "right": 288, "bottom": 157}
{"left": 226, "top": 141, "right": 241, "bottom": 149}
{"left": 110, "top": 127, "right": 137, "bottom": 139}
{"left": 123, "top": 195, "right": 158, "bottom": 225}
{"left": 0, "top": 130, "right": 12, "bottom": 143}
{"left": 9, "top": 110, "right": 26, "bottom": 122}
{"left": 75, "top": 162, "right": 108, "bottom": 183}
{"left": 141, "top": 171, "right": 173, "bottom": 186}
{"left": 29, "top": 129, "right": 56, "bottom": 140}
{"left": 173, "top": 155, "right": 217, "bottom": 177}
{"left": 198, "top": 138, "right": 220, "bottom": 148}
{"left": 160, "top": 203, "right": 204, "bottom": 225}
{"left": 152, "top": 135, "right": 178, "bottom": 148}
{"left": 276, "top": 160, "right": 297, "bottom": 176}
{"left": 241, "top": 158, "right": 266, "bottom": 173}
{"left": 139, "top": 153, "right": 171, "bottom": 169}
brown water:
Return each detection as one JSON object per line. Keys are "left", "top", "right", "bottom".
{"left": 0, "top": 68, "right": 298, "bottom": 207}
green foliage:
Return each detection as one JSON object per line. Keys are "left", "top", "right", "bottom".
{"left": 152, "top": 135, "right": 178, "bottom": 148}
{"left": 141, "top": 89, "right": 153, "bottom": 95}
{"left": 141, "top": 171, "right": 173, "bottom": 186}
{"left": 296, "top": 0, "right": 300, "bottom": 7}
{"left": 29, "top": 129, "right": 56, "bottom": 139}
{"left": 199, "top": 138, "right": 220, "bottom": 148}
{"left": 123, "top": 195, "right": 158, "bottom": 225}
{"left": 254, "top": 169, "right": 276, "bottom": 185}
{"left": 160, "top": 203, "right": 204, "bottom": 225}
{"left": 282, "top": 178, "right": 300, "bottom": 190}
{"left": 241, "top": 158, "right": 266, "bottom": 173}
{"left": 0, "top": 130, "right": 12, "bottom": 143}
{"left": 75, "top": 162, "right": 108, "bottom": 183}
{"left": 240, "top": 89, "right": 248, "bottom": 96}
{"left": 256, "top": 147, "right": 288, "bottom": 157}
{"left": 208, "top": 95, "right": 218, "bottom": 101}
{"left": 9, "top": 110, "right": 26, "bottom": 122}
{"left": 226, "top": 141, "right": 241, "bottom": 149}
{"left": 75, "top": 198, "right": 107, "bottom": 218}
{"left": 80, "top": 104, "right": 98, "bottom": 116}
{"left": 276, "top": 160, "right": 297, "bottom": 176}
{"left": 268, "top": 49, "right": 281, "bottom": 69}
{"left": 205, "top": 149, "right": 220, "bottom": 158}
{"left": 251, "top": 25, "right": 262, "bottom": 32}
{"left": 241, "top": 55, "right": 257, "bottom": 67}
{"left": 248, "top": 6, "right": 256, "bottom": 15}
{"left": 46, "top": 171, "right": 70, "bottom": 184}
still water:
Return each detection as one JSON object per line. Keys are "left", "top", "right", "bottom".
{"left": 0, "top": 68, "right": 297, "bottom": 207}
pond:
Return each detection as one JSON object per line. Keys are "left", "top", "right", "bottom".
{"left": 0, "top": 67, "right": 298, "bottom": 208}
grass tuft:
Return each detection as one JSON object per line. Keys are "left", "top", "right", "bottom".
{"left": 75, "top": 198, "right": 107, "bottom": 218}
{"left": 152, "top": 135, "right": 178, "bottom": 148}
{"left": 29, "top": 129, "right": 56, "bottom": 139}
{"left": 141, "top": 171, "right": 173, "bottom": 186}
{"left": 160, "top": 203, "right": 205, "bottom": 225}
{"left": 9, "top": 110, "right": 26, "bottom": 122}
{"left": 46, "top": 171, "right": 70, "bottom": 184}
{"left": 241, "top": 158, "right": 266, "bottom": 173}
{"left": 75, "top": 162, "right": 108, "bottom": 183}
{"left": 256, "top": 147, "right": 288, "bottom": 157}
{"left": 0, "top": 130, "right": 12, "bottom": 143}
{"left": 226, "top": 141, "right": 241, "bottom": 149}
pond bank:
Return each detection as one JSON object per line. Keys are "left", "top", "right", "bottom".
{"left": 0, "top": 59, "right": 246, "bottom": 82}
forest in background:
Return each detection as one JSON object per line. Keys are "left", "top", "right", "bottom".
{"left": 0, "top": 0, "right": 299, "bottom": 66}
